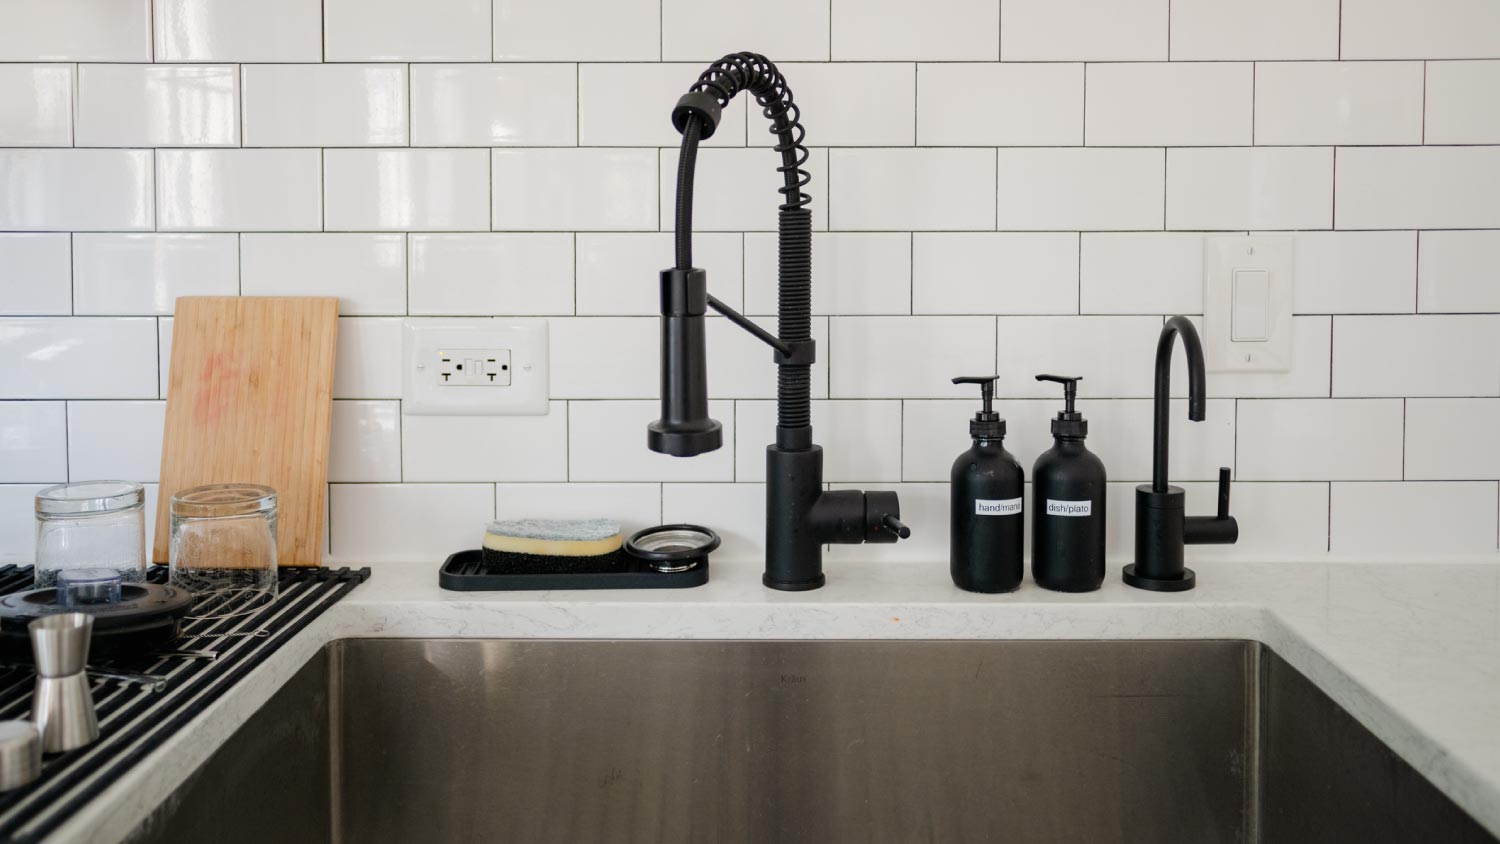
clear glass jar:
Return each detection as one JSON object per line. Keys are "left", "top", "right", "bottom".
{"left": 169, "top": 484, "right": 278, "bottom": 618}
{"left": 34, "top": 481, "right": 147, "bottom": 589}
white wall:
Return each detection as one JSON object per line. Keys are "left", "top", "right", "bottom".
{"left": 1, "top": 0, "right": 1497, "bottom": 564}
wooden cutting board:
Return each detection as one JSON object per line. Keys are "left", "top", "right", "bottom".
{"left": 154, "top": 297, "right": 339, "bottom": 566}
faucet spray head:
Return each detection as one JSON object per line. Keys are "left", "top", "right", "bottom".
{"left": 648, "top": 267, "right": 722, "bottom": 457}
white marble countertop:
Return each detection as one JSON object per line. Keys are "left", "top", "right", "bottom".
{"left": 54, "top": 557, "right": 1500, "bottom": 843}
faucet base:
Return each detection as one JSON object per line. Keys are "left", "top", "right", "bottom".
{"left": 1121, "top": 564, "right": 1196, "bottom": 592}
{"left": 763, "top": 572, "right": 826, "bottom": 592}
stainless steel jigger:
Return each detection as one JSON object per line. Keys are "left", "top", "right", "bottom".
{"left": 29, "top": 613, "right": 99, "bottom": 753}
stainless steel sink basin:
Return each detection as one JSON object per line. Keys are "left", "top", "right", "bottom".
{"left": 127, "top": 640, "right": 1493, "bottom": 844}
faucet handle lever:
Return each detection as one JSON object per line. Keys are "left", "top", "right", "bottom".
{"left": 880, "top": 514, "right": 911, "bottom": 540}
{"left": 1216, "top": 466, "right": 1232, "bottom": 520}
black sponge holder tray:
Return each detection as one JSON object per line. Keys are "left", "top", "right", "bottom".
{"left": 439, "top": 550, "right": 709, "bottom": 591}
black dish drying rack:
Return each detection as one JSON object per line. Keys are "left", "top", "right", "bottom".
{"left": 0, "top": 563, "right": 369, "bottom": 843}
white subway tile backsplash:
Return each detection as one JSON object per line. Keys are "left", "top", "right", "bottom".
{"left": 662, "top": 148, "right": 830, "bottom": 232}
{"left": 76, "top": 65, "right": 238, "bottom": 148}
{"left": 568, "top": 400, "right": 736, "bottom": 482}
{"left": 1425, "top": 61, "right": 1500, "bottom": 144}
{"left": 832, "top": 0, "right": 997, "bottom": 60}
{"left": 1336, "top": 147, "right": 1500, "bottom": 229}
{"left": 413, "top": 64, "right": 575, "bottom": 147}
{"left": 578, "top": 64, "right": 744, "bottom": 148}
{"left": 734, "top": 400, "right": 903, "bottom": 483}
{"left": 994, "top": 316, "right": 1163, "bottom": 398}
{"left": 1177, "top": 482, "right": 1331, "bottom": 562}
{"left": 1237, "top": 399, "right": 1405, "bottom": 480}
{"left": 1079, "top": 233, "right": 1203, "bottom": 315}
{"left": 1001, "top": 0, "right": 1166, "bottom": 61}
{"left": 830, "top": 149, "right": 995, "bottom": 231}
{"left": 1170, "top": 0, "right": 1339, "bottom": 60}
{"left": 0, "top": 0, "right": 150, "bottom": 62}
{"left": 73, "top": 234, "right": 238, "bottom": 315}
{"left": 577, "top": 233, "right": 741, "bottom": 316}
{"left": 830, "top": 316, "right": 995, "bottom": 399}
{"left": 496, "top": 149, "right": 658, "bottom": 232}
{"left": 65, "top": 400, "right": 163, "bottom": 482}
{"left": 912, "top": 233, "right": 1078, "bottom": 315}
{"left": 325, "top": 149, "right": 489, "bottom": 232}
{"left": 156, "top": 318, "right": 172, "bottom": 398}
{"left": 996, "top": 148, "right": 1165, "bottom": 231}
{"left": 329, "top": 400, "right": 401, "bottom": 482}
{"left": 325, "top": 0, "right": 489, "bottom": 62}
{"left": 661, "top": 484, "right": 767, "bottom": 562}
{"left": 744, "top": 232, "right": 908, "bottom": 316}
{"left": 1406, "top": 399, "right": 1500, "bottom": 481}
{"left": 495, "top": 484, "right": 662, "bottom": 538}
{"left": 494, "top": 0, "right": 658, "bottom": 61}
{"left": 1330, "top": 482, "right": 1497, "bottom": 555}
{"left": 1167, "top": 147, "right": 1332, "bottom": 231}
{"left": 1332, "top": 315, "right": 1500, "bottom": 398}
{"left": 329, "top": 483, "right": 493, "bottom": 562}
{"left": 242, "top": 64, "right": 407, "bottom": 147}
{"left": 0, "top": 485, "right": 48, "bottom": 563}
{"left": 916, "top": 63, "right": 1083, "bottom": 146}
{"left": 0, "top": 65, "right": 73, "bottom": 146}
{"left": 155, "top": 0, "right": 322, "bottom": 62}
{"left": 409, "top": 233, "right": 574, "bottom": 316}
{"left": 0, "top": 318, "right": 158, "bottom": 399}
{"left": 332, "top": 318, "right": 404, "bottom": 399}
{"left": 706, "top": 317, "right": 829, "bottom": 400}
{"left": 1086, "top": 63, "right": 1252, "bottom": 147}
{"left": 1254, "top": 61, "right": 1423, "bottom": 146}
{"left": 1342, "top": 0, "right": 1500, "bottom": 60}
{"left": 0, "top": 403, "right": 66, "bottom": 483}
{"left": 549, "top": 318, "right": 657, "bottom": 399}
{"left": 240, "top": 234, "right": 407, "bottom": 315}
{"left": 1286, "top": 231, "right": 1417, "bottom": 314}
{"left": 402, "top": 403, "right": 568, "bottom": 481}
{"left": 665, "top": 0, "right": 830, "bottom": 62}
{"left": 157, "top": 149, "right": 320, "bottom": 231}
{"left": 0, "top": 150, "right": 153, "bottom": 231}
{"left": 900, "top": 400, "right": 1042, "bottom": 482}
{"left": 777, "top": 63, "right": 915, "bottom": 147}
{"left": 0, "top": 235, "right": 71, "bottom": 315}
{"left": 1418, "top": 231, "right": 1500, "bottom": 314}
{"left": 1176, "top": 315, "right": 1332, "bottom": 399}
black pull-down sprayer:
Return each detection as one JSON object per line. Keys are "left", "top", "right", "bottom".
{"left": 648, "top": 53, "right": 909, "bottom": 591}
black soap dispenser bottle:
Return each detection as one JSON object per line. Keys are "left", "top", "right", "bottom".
{"left": 950, "top": 376, "right": 1025, "bottom": 593}
{"left": 1031, "top": 375, "right": 1107, "bottom": 592}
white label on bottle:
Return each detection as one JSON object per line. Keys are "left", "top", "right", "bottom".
{"left": 976, "top": 497, "right": 1023, "bottom": 516}
{"left": 1046, "top": 499, "right": 1092, "bottom": 517}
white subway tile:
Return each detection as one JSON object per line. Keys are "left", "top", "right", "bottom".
{"left": 76, "top": 64, "right": 238, "bottom": 147}
{"left": 0, "top": 235, "right": 71, "bottom": 315}
{"left": 706, "top": 317, "right": 828, "bottom": 400}
{"left": 242, "top": 64, "right": 407, "bottom": 147}
{"left": 0, "top": 318, "right": 157, "bottom": 399}
{"left": 1237, "top": 399, "right": 1404, "bottom": 480}
{"left": 1277, "top": 231, "right": 1417, "bottom": 314}
{"left": 1330, "top": 482, "right": 1497, "bottom": 555}
{"left": 829, "top": 149, "right": 995, "bottom": 231}
{"left": 409, "top": 233, "right": 573, "bottom": 316}
{"left": 65, "top": 400, "right": 163, "bottom": 482}
{"left": 830, "top": 316, "right": 995, "bottom": 399}
{"left": 156, "top": 318, "right": 172, "bottom": 398}
{"left": 1418, "top": 231, "right": 1500, "bottom": 314}
{"left": 1336, "top": 147, "right": 1500, "bottom": 229}
{"left": 568, "top": 400, "right": 736, "bottom": 482}
{"left": 744, "top": 232, "right": 908, "bottom": 316}
{"left": 0, "top": 485, "right": 48, "bottom": 563}
{"left": 578, "top": 64, "right": 746, "bottom": 148}
{"left": 333, "top": 318, "right": 403, "bottom": 399}
{"left": 577, "top": 233, "right": 742, "bottom": 316}
{"left": 997, "top": 148, "right": 1164, "bottom": 231}
{"left": 734, "top": 400, "right": 903, "bottom": 483}
{"left": 1086, "top": 63, "right": 1252, "bottom": 146}
{"left": 825, "top": 482, "right": 947, "bottom": 564}
{"left": 1001, "top": 0, "right": 1167, "bottom": 60}
{"left": 916, "top": 63, "right": 1083, "bottom": 146}
{"left": 0, "top": 65, "right": 73, "bottom": 145}
{"left": 777, "top": 63, "right": 915, "bottom": 146}
{"left": 325, "top": 0, "right": 489, "bottom": 61}
{"left": 912, "top": 233, "right": 1078, "bottom": 315}
{"left": 329, "top": 400, "right": 400, "bottom": 483}
{"left": 1342, "top": 0, "right": 1500, "bottom": 60}
{"left": 665, "top": 0, "right": 829, "bottom": 61}
{"left": 1167, "top": 147, "right": 1332, "bottom": 231}
{"left": 831, "top": 0, "right": 997, "bottom": 60}
{"left": 0, "top": 0, "right": 150, "bottom": 61}
{"left": 402, "top": 403, "right": 568, "bottom": 482}
{"left": 73, "top": 234, "right": 238, "bottom": 315}
{"left": 0, "top": 402, "right": 66, "bottom": 482}
{"left": 496, "top": 149, "right": 658, "bottom": 232}
{"left": 993, "top": 315, "right": 1163, "bottom": 398}
{"left": 1254, "top": 61, "right": 1422, "bottom": 146}
{"left": 661, "top": 148, "right": 829, "bottom": 232}
{"left": 1079, "top": 233, "right": 1203, "bottom": 315}
{"left": 1426, "top": 61, "right": 1500, "bottom": 144}
{"left": 549, "top": 318, "right": 657, "bottom": 399}
{"left": 329, "top": 483, "right": 493, "bottom": 563}
{"left": 413, "top": 64, "right": 575, "bottom": 147}
{"left": 661, "top": 483, "right": 766, "bottom": 562}
{"left": 1175, "top": 482, "right": 1330, "bottom": 562}
{"left": 1406, "top": 400, "right": 1500, "bottom": 481}
{"left": 900, "top": 400, "right": 1042, "bottom": 482}
{"left": 494, "top": 0, "right": 659, "bottom": 61}
{"left": 1174, "top": 315, "right": 1332, "bottom": 399}
{"left": 495, "top": 483, "right": 662, "bottom": 538}
{"left": 325, "top": 149, "right": 489, "bottom": 232}
{"left": 1170, "top": 0, "right": 1338, "bottom": 60}
{"left": 1332, "top": 315, "right": 1500, "bottom": 398}
{"left": 157, "top": 149, "right": 319, "bottom": 231}
{"left": 0, "top": 150, "right": 153, "bottom": 231}
{"left": 155, "top": 0, "right": 321, "bottom": 62}
{"left": 240, "top": 234, "right": 406, "bottom": 315}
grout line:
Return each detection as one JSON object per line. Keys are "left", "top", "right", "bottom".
{"left": 1421, "top": 61, "right": 1428, "bottom": 144}
{"left": 1401, "top": 397, "right": 1408, "bottom": 480}
{"left": 1326, "top": 481, "right": 1333, "bottom": 552}
{"left": 1250, "top": 63, "right": 1257, "bottom": 145}
{"left": 62, "top": 400, "right": 71, "bottom": 482}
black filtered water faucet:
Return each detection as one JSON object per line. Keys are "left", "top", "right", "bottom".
{"left": 648, "top": 53, "right": 909, "bottom": 591}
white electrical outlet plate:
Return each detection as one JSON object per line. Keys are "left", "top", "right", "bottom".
{"left": 402, "top": 320, "right": 549, "bottom": 415}
{"left": 1203, "top": 236, "right": 1294, "bottom": 373}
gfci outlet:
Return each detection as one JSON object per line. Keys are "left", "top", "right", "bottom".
{"left": 402, "top": 320, "right": 548, "bottom": 415}
{"left": 1203, "top": 236, "right": 1294, "bottom": 374}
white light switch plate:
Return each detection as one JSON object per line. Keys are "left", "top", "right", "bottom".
{"left": 402, "top": 320, "right": 549, "bottom": 415}
{"left": 1203, "top": 236, "right": 1293, "bottom": 373}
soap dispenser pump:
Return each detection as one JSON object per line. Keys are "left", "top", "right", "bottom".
{"left": 1031, "top": 375, "right": 1107, "bottom": 592}
{"left": 950, "top": 376, "right": 1025, "bottom": 593}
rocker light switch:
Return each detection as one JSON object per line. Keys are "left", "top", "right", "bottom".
{"left": 1231, "top": 270, "right": 1270, "bottom": 341}
{"left": 1203, "top": 237, "right": 1293, "bottom": 373}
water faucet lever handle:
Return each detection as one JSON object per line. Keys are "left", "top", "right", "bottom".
{"left": 1216, "top": 466, "right": 1232, "bottom": 520}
